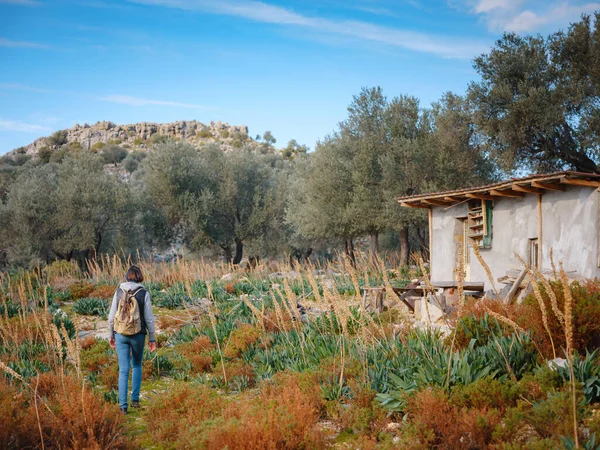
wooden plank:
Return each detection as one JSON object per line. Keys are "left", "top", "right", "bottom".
{"left": 505, "top": 268, "right": 527, "bottom": 302}
{"left": 430, "top": 281, "right": 484, "bottom": 291}
{"left": 513, "top": 184, "right": 543, "bottom": 194}
{"left": 489, "top": 189, "right": 524, "bottom": 198}
{"left": 397, "top": 289, "right": 418, "bottom": 312}
{"left": 560, "top": 178, "right": 600, "bottom": 188}
{"left": 466, "top": 193, "right": 495, "bottom": 200}
{"left": 531, "top": 181, "right": 565, "bottom": 191}
{"left": 401, "top": 201, "right": 431, "bottom": 209}
{"left": 423, "top": 199, "right": 452, "bottom": 207}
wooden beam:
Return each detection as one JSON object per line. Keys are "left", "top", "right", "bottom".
{"left": 489, "top": 189, "right": 524, "bottom": 198}
{"left": 443, "top": 196, "right": 461, "bottom": 203}
{"left": 531, "top": 181, "right": 565, "bottom": 191}
{"left": 560, "top": 178, "right": 600, "bottom": 188}
{"left": 401, "top": 201, "right": 431, "bottom": 209}
{"left": 423, "top": 199, "right": 452, "bottom": 207}
{"left": 513, "top": 184, "right": 543, "bottom": 194}
{"left": 466, "top": 193, "right": 495, "bottom": 200}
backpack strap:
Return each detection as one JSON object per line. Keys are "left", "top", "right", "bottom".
{"left": 133, "top": 287, "right": 147, "bottom": 334}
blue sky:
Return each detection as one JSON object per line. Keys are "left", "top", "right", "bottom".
{"left": 1, "top": 0, "right": 599, "bottom": 154}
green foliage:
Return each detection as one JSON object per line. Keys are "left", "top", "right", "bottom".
{"left": 46, "top": 130, "right": 68, "bottom": 147}
{"left": 231, "top": 139, "right": 243, "bottom": 148}
{"left": 133, "top": 137, "right": 144, "bottom": 146}
{"left": 220, "top": 130, "right": 230, "bottom": 139}
{"left": 73, "top": 297, "right": 109, "bottom": 317}
{"left": 469, "top": 14, "right": 600, "bottom": 173}
{"left": 122, "top": 155, "right": 139, "bottom": 173}
{"left": 101, "top": 145, "right": 128, "bottom": 166}
{"left": 148, "top": 134, "right": 168, "bottom": 145}
{"left": 144, "top": 142, "right": 285, "bottom": 264}
{"left": 107, "top": 139, "right": 122, "bottom": 145}
{"left": 197, "top": 130, "right": 213, "bottom": 138}
{"left": 49, "top": 147, "right": 67, "bottom": 163}
{"left": 262, "top": 130, "right": 276, "bottom": 144}
{"left": 90, "top": 142, "right": 105, "bottom": 152}
{"left": 38, "top": 146, "right": 52, "bottom": 164}
{"left": 556, "top": 349, "right": 600, "bottom": 404}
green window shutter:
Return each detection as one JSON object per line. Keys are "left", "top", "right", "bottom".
{"left": 482, "top": 200, "right": 493, "bottom": 248}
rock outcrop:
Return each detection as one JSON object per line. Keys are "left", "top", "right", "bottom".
{"left": 11, "top": 120, "right": 253, "bottom": 156}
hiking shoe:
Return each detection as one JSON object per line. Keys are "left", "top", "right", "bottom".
{"left": 120, "top": 408, "right": 127, "bottom": 415}
{"left": 130, "top": 400, "right": 141, "bottom": 408}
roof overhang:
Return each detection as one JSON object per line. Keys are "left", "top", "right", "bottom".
{"left": 398, "top": 171, "right": 600, "bottom": 209}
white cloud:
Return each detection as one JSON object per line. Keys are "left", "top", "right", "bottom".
{"left": 0, "top": 38, "right": 48, "bottom": 48}
{"left": 128, "top": 0, "right": 489, "bottom": 59}
{"left": 503, "top": 2, "right": 600, "bottom": 32}
{"left": 0, "top": 83, "right": 54, "bottom": 93}
{"left": 0, "top": 0, "right": 41, "bottom": 5}
{"left": 99, "top": 94, "right": 204, "bottom": 108}
{"left": 474, "top": 0, "right": 522, "bottom": 13}
{"left": 0, "top": 119, "right": 52, "bottom": 133}
{"left": 463, "top": 0, "right": 600, "bottom": 33}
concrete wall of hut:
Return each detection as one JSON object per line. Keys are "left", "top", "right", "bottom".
{"left": 430, "top": 185, "right": 600, "bottom": 291}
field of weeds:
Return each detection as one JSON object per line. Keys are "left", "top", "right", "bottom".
{"left": 2, "top": 254, "right": 600, "bottom": 449}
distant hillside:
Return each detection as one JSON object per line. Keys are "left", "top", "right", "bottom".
{"left": 9, "top": 120, "right": 258, "bottom": 157}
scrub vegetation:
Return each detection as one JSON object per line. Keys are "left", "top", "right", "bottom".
{"left": 2, "top": 254, "right": 600, "bottom": 449}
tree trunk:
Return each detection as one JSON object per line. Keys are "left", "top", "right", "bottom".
{"left": 369, "top": 231, "right": 379, "bottom": 260}
{"left": 399, "top": 226, "right": 410, "bottom": 267}
{"left": 232, "top": 238, "right": 243, "bottom": 265}
{"left": 344, "top": 239, "right": 356, "bottom": 267}
{"left": 222, "top": 245, "right": 233, "bottom": 264}
{"left": 415, "top": 227, "right": 430, "bottom": 260}
{"left": 301, "top": 247, "right": 313, "bottom": 263}
{"left": 94, "top": 231, "right": 102, "bottom": 258}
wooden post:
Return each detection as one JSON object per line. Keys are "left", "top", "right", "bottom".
{"left": 361, "top": 287, "right": 385, "bottom": 313}
{"left": 537, "top": 194, "right": 542, "bottom": 269}
{"left": 428, "top": 208, "right": 433, "bottom": 265}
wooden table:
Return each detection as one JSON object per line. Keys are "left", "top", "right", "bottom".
{"left": 361, "top": 281, "right": 484, "bottom": 314}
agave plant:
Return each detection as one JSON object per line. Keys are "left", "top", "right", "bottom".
{"left": 73, "top": 297, "right": 109, "bottom": 317}
{"left": 556, "top": 349, "right": 600, "bottom": 404}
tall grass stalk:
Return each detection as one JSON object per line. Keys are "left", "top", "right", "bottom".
{"left": 560, "top": 262, "right": 579, "bottom": 448}
{"left": 515, "top": 253, "right": 556, "bottom": 359}
{"left": 207, "top": 283, "right": 227, "bottom": 385}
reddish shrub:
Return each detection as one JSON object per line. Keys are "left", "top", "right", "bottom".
{"left": 405, "top": 387, "right": 502, "bottom": 450}
{"left": 89, "top": 284, "right": 116, "bottom": 299}
{"left": 0, "top": 375, "right": 129, "bottom": 449}
{"left": 144, "top": 383, "right": 226, "bottom": 447}
{"left": 516, "top": 279, "right": 600, "bottom": 358}
{"left": 205, "top": 373, "right": 326, "bottom": 449}
{"left": 224, "top": 282, "right": 236, "bottom": 294}
{"left": 69, "top": 282, "right": 95, "bottom": 300}
{"left": 223, "top": 323, "right": 262, "bottom": 358}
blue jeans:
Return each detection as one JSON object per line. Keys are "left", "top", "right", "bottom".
{"left": 115, "top": 333, "right": 145, "bottom": 409}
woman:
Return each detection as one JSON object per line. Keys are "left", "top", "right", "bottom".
{"left": 108, "top": 265, "right": 157, "bottom": 415}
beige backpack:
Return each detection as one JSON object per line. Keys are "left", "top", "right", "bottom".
{"left": 114, "top": 287, "right": 143, "bottom": 336}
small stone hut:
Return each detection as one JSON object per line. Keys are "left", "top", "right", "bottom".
{"left": 398, "top": 171, "right": 600, "bottom": 290}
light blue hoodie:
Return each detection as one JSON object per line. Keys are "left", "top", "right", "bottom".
{"left": 108, "top": 281, "right": 156, "bottom": 341}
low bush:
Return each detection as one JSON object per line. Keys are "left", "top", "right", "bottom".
{"left": 73, "top": 297, "right": 109, "bottom": 317}
{"left": 69, "top": 281, "right": 95, "bottom": 300}
{"left": 0, "top": 374, "right": 129, "bottom": 449}
{"left": 197, "top": 130, "right": 213, "bottom": 138}
{"left": 89, "top": 284, "right": 116, "bottom": 299}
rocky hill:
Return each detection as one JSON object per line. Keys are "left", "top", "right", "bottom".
{"left": 10, "top": 120, "right": 256, "bottom": 157}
